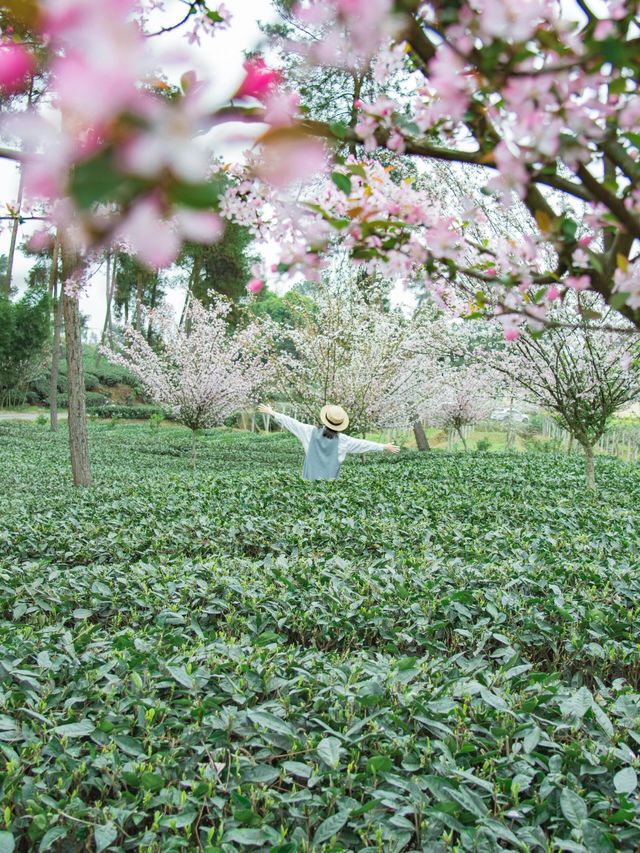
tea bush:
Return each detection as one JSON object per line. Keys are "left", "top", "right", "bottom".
{"left": 0, "top": 424, "right": 639, "bottom": 852}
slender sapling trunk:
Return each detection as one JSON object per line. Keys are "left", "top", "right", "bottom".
{"left": 583, "top": 442, "right": 596, "bottom": 490}
{"left": 413, "top": 419, "right": 430, "bottom": 451}
{"left": 61, "top": 250, "right": 91, "bottom": 487}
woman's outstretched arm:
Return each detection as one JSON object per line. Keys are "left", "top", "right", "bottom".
{"left": 340, "top": 435, "right": 400, "bottom": 457}
{"left": 258, "top": 404, "right": 314, "bottom": 452}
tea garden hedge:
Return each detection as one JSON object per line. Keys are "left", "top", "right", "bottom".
{"left": 1, "top": 423, "right": 639, "bottom": 852}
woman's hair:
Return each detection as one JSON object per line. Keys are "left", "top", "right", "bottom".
{"left": 321, "top": 425, "right": 339, "bottom": 439}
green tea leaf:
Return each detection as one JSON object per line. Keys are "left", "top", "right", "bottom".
{"left": 94, "top": 823, "right": 118, "bottom": 853}
{"left": 613, "top": 767, "right": 637, "bottom": 795}
{"left": 560, "top": 788, "right": 588, "bottom": 827}
{"left": 313, "top": 811, "right": 349, "bottom": 846}
{"left": 317, "top": 736, "right": 342, "bottom": 769}
{"left": 0, "top": 833, "right": 15, "bottom": 853}
{"left": 53, "top": 720, "right": 95, "bottom": 738}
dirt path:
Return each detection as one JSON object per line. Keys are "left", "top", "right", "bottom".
{"left": 0, "top": 411, "right": 68, "bottom": 421}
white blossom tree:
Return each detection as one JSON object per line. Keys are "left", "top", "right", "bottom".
{"left": 422, "top": 365, "right": 495, "bottom": 451}
{"left": 102, "top": 297, "right": 272, "bottom": 468}
{"left": 264, "top": 290, "right": 430, "bottom": 436}
{"left": 483, "top": 297, "right": 640, "bottom": 488}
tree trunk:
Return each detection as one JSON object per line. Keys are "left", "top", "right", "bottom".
{"left": 49, "top": 237, "right": 62, "bottom": 433}
{"left": 191, "top": 429, "right": 197, "bottom": 472}
{"left": 505, "top": 393, "right": 515, "bottom": 450}
{"left": 96, "top": 251, "right": 116, "bottom": 368}
{"left": 456, "top": 426, "right": 468, "bottom": 451}
{"left": 567, "top": 434, "right": 574, "bottom": 454}
{"left": 180, "top": 252, "right": 202, "bottom": 331}
{"left": 348, "top": 73, "right": 363, "bottom": 158}
{"left": 61, "top": 251, "right": 91, "bottom": 487}
{"left": 2, "top": 82, "right": 32, "bottom": 295}
{"left": 3, "top": 166, "right": 25, "bottom": 295}
{"left": 413, "top": 419, "right": 430, "bottom": 451}
{"left": 135, "top": 269, "right": 143, "bottom": 330}
{"left": 583, "top": 443, "right": 596, "bottom": 490}
{"left": 146, "top": 274, "right": 159, "bottom": 344}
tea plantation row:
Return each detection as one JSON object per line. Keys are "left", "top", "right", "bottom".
{"left": 0, "top": 424, "right": 639, "bottom": 852}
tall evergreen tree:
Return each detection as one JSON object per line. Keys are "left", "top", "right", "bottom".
{"left": 0, "top": 283, "right": 50, "bottom": 406}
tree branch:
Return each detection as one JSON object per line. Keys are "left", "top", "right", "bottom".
{"left": 575, "top": 163, "right": 640, "bottom": 239}
{"left": 145, "top": 0, "right": 199, "bottom": 38}
{"left": 0, "top": 147, "right": 25, "bottom": 162}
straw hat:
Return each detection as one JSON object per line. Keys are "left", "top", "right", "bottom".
{"left": 320, "top": 404, "right": 349, "bottom": 432}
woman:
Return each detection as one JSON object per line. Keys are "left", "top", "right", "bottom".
{"left": 258, "top": 403, "right": 400, "bottom": 481}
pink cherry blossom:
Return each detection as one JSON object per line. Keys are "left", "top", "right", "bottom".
{"left": 254, "top": 136, "right": 328, "bottom": 188}
{"left": 263, "top": 288, "right": 429, "bottom": 432}
{"left": 246, "top": 279, "right": 265, "bottom": 294}
{"left": 117, "top": 94, "right": 211, "bottom": 183}
{"left": 566, "top": 275, "right": 590, "bottom": 291}
{"left": 475, "top": 0, "right": 542, "bottom": 42}
{"left": 262, "top": 90, "right": 300, "bottom": 127}
{"left": 0, "top": 43, "right": 34, "bottom": 93}
{"left": 235, "top": 58, "right": 282, "bottom": 101}
{"left": 174, "top": 210, "right": 224, "bottom": 243}
{"left": 27, "top": 229, "right": 54, "bottom": 252}
{"left": 120, "top": 198, "right": 181, "bottom": 268}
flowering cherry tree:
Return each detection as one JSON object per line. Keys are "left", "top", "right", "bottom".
{"left": 421, "top": 365, "right": 495, "bottom": 451}
{"left": 224, "top": 1, "right": 640, "bottom": 334}
{"left": 101, "top": 297, "right": 272, "bottom": 468}
{"left": 263, "top": 288, "right": 429, "bottom": 435}
{"left": 482, "top": 296, "right": 640, "bottom": 488}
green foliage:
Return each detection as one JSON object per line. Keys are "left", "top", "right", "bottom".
{"left": 148, "top": 412, "right": 164, "bottom": 430}
{"left": 476, "top": 437, "right": 491, "bottom": 452}
{"left": 0, "top": 286, "right": 50, "bottom": 404}
{"left": 26, "top": 346, "right": 137, "bottom": 407}
{"left": 249, "top": 287, "right": 316, "bottom": 355}
{"left": 84, "top": 372, "right": 100, "bottom": 390}
{"left": 112, "top": 252, "right": 163, "bottom": 329}
{"left": 0, "top": 425, "right": 639, "bottom": 850}
{"left": 85, "top": 391, "right": 109, "bottom": 407}
{"left": 179, "top": 221, "right": 259, "bottom": 320}
{"left": 249, "top": 287, "right": 314, "bottom": 327}
{"left": 88, "top": 404, "right": 164, "bottom": 420}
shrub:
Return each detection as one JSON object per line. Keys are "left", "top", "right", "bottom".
{"left": 35, "top": 413, "right": 47, "bottom": 426}
{"left": 524, "top": 436, "right": 562, "bottom": 453}
{"left": 84, "top": 372, "right": 100, "bottom": 391}
{"left": 25, "top": 391, "right": 42, "bottom": 406}
{"left": 1, "top": 433, "right": 640, "bottom": 851}
{"left": 29, "top": 373, "right": 67, "bottom": 400}
{"left": 98, "top": 373, "right": 119, "bottom": 387}
{"left": 29, "top": 374, "right": 50, "bottom": 400}
{"left": 92, "top": 361, "right": 135, "bottom": 387}
{"left": 148, "top": 412, "right": 164, "bottom": 430}
{"left": 527, "top": 413, "right": 544, "bottom": 432}
{"left": 85, "top": 391, "right": 109, "bottom": 407}
{"left": 87, "top": 404, "right": 165, "bottom": 420}
{"left": 476, "top": 437, "right": 491, "bottom": 452}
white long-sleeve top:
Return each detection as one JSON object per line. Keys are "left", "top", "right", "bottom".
{"left": 274, "top": 412, "right": 386, "bottom": 463}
